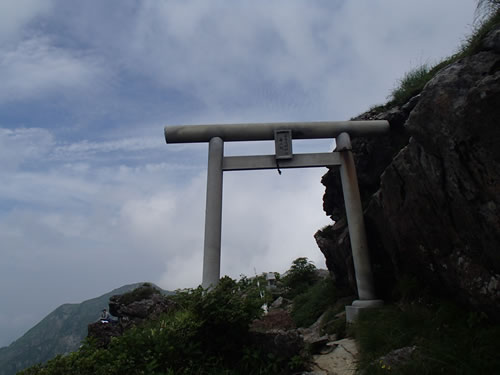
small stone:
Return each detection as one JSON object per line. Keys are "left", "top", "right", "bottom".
{"left": 377, "top": 346, "right": 417, "bottom": 370}
{"left": 270, "top": 296, "right": 284, "bottom": 309}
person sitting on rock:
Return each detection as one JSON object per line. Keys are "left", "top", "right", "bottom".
{"left": 100, "top": 309, "right": 111, "bottom": 323}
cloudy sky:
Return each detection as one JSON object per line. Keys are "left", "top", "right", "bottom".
{"left": 0, "top": 0, "right": 477, "bottom": 347}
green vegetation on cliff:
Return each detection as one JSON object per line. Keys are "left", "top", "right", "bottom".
{"left": 0, "top": 283, "right": 152, "bottom": 375}
{"left": 18, "top": 271, "right": 309, "bottom": 375}
{"left": 379, "top": 4, "right": 500, "bottom": 108}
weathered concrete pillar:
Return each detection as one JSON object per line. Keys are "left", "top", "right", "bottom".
{"left": 202, "top": 137, "right": 224, "bottom": 289}
{"left": 337, "top": 132, "right": 383, "bottom": 321}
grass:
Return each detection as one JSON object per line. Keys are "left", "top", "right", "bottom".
{"left": 385, "top": 8, "right": 500, "bottom": 108}
{"left": 389, "top": 64, "right": 434, "bottom": 106}
{"left": 353, "top": 301, "right": 500, "bottom": 374}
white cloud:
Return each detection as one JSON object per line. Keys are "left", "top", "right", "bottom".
{"left": 0, "top": 128, "right": 54, "bottom": 170}
{"left": 220, "top": 168, "right": 330, "bottom": 276}
{"left": 0, "top": 36, "right": 105, "bottom": 101}
{"left": 0, "top": 0, "right": 53, "bottom": 43}
{"left": 125, "top": 1, "right": 333, "bottom": 111}
{"left": 0, "top": 128, "right": 330, "bottom": 301}
{"left": 114, "top": 0, "right": 475, "bottom": 119}
{"left": 51, "top": 136, "right": 165, "bottom": 160}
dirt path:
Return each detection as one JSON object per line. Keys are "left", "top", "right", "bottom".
{"left": 309, "top": 338, "right": 358, "bottom": 375}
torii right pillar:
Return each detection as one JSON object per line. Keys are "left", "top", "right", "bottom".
{"left": 336, "top": 132, "right": 383, "bottom": 322}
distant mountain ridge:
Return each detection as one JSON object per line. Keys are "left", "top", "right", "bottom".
{"left": 0, "top": 283, "right": 172, "bottom": 375}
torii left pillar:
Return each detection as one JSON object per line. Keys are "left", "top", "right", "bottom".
{"left": 202, "top": 137, "right": 224, "bottom": 289}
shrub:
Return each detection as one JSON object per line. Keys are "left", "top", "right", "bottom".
{"left": 20, "top": 276, "right": 303, "bottom": 375}
{"left": 190, "top": 276, "right": 263, "bottom": 359}
{"left": 291, "top": 276, "right": 336, "bottom": 327}
{"left": 353, "top": 301, "right": 500, "bottom": 374}
{"left": 282, "top": 257, "right": 318, "bottom": 297}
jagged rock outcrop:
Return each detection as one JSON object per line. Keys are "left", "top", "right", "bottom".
{"left": 109, "top": 289, "right": 174, "bottom": 323}
{"left": 87, "top": 321, "right": 123, "bottom": 347}
{"left": 88, "top": 284, "right": 176, "bottom": 346}
{"left": 316, "top": 24, "right": 500, "bottom": 317}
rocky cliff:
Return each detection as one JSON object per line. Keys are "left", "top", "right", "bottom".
{"left": 316, "top": 24, "right": 500, "bottom": 317}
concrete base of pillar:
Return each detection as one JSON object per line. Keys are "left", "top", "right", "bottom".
{"left": 346, "top": 299, "right": 384, "bottom": 323}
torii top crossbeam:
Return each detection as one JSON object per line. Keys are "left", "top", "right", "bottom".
{"left": 164, "top": 120, "right": 389, "bottom": 143}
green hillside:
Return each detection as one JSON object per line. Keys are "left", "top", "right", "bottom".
{"left": 13, "top": 259, "right": 500, "bottom": 374}
{"left": 0, "top": 283, "right": 170, "bottom": 375}
{"left": 16, "top": 268, "right": 317, "bottom": 375}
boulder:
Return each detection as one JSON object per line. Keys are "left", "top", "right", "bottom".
{"left": 298, "top": 312, "right": 335, "bottom": 354}
{"left": 109, "top": 293, "right": 174, "bottom": 322}
{"left": 250, "top": 309, "right": 296, "bottom": 332}
{"left": 270, "top": 296, "right": 285, "bottom": 309}
{"left": 87, "top": 321, "right": 122, "bottom": 347}
{"left": 249, "top": 329, "right": 303, "bottom": 360}
{"left": 375, "top": 346, "right": 417, "bottom": 371}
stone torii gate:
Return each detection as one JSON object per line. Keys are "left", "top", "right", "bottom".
{"left": 164, "top": 121, "right": 387, "bottom": 320}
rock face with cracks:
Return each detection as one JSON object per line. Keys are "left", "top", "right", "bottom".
{"left": 87, "top": 284, "right": 175, "bottom": 346}
{"left": 316, "top": 25, "right": 500, "bottom": 317}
